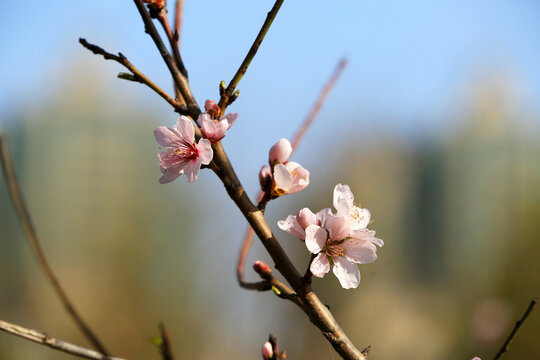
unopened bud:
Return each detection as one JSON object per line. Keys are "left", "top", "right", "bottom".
{"left": 253, "top": 260, "right": 272, "bottom": 278}
{"left": 143, "top": 0, "right": 166, "bottom": 11}
{"left": 259, "top": 165, "right": 272, "bottom": 191}
{"left": 204, "top": 99, "right": 221, "bottom": 119}
{"left": 269, "top": 138, "right": 292, "bottom": 166}
{"left": 261, "top": 341, "right": 273, "bottom": 360}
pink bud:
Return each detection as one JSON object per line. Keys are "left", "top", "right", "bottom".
{"left": 259, "top": 165, "right": 272, "bottom": 190}
{"left": 253, "top": 260, "right": 272, "bottom": 277}
{"left": 296, "top": 208, "right": 317, "bottom": 229}
{"left": 261, "top": 341, "right": 273, "bottom": 360}
{"left": 204, "top": 99, "right": 221, "bottom": 118}
{"left": 269, "top": 138, "right": 292, "bottom": 165}
{"left": 143, "top": 0, "right": 165, "bottom": 10}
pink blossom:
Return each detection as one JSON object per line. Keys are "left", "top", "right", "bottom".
{"left": 302, "top": 184, "right": 383, "bottom": 289}
{"left": 278, "top": 207, "right": 325, "bottom": 240}
{"left": 269, "top": 138, "right": 292, "bottom": 165}
{"left": 154, "top": 116, "right": 213, "bottom": 184}
{"left": 272, "top": 162, "right": 309, "bottom": 196}
{"left": 261, "top": 342, "right": 273, "bottom": 360}
{"left": 197, "top": 100, "right": 238, "bottom": 143}
{"left": 332, "top": 183, "right": 384, "bottom": 246}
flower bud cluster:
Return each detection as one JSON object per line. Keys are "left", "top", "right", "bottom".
{"left": 259, "top": 138, "right": 309, "bottom": 198}
{"left": 197, "top": 99, "right": 238, "bottom": 144}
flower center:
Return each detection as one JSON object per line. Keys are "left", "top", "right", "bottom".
{"left": 174, "top": 136, "right": 199, "bottom": 160}
{"left": 349, "top": 205, "right": 365, "bottom": 224}
{"left": 326, "top": 244, "right": 345, "bottom": 258}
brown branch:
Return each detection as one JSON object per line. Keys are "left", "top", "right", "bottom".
{"left": 156, "top": 9, "right": 188, "bottom": 79}
{"left": 211, "top": 141, "right": 365, "bottom": 360}
{"left": 218, "top": 0, "right": 285, "bottom": 112}
{"left": 174, "top": 0, "right": 183, "bottom": 46}
{"left": 132, "top": 0, "right": 199, "bottom": 118}
{"left": 0, "top": 320, "right": 122, "bottom": 360}
{"left": 290, "top": 58, "right": 348, "bottom": 155}
{"left": 79, "top": 38, "right": 183, "bottom": 112}
{"left": 0, "top": 136, "right": 110, "bottom": 355}
{"left": 492, "top": 298, "right": 537, "bottom": 360}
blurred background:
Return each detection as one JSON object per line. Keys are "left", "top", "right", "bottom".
{"left": 1, "top": 1, "right": 539, "bottom": 359}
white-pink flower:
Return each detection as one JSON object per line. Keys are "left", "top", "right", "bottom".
{"left": 333, "top": 183, "right": 384, "bottom": 247}
{"left": 272, "top": 162, "right": 310, "bottom": 196}
{"left": 197, "top": 100, "right": 237, "bottom": 143}
{"left": 278, "top": 207, "right": 328, "bottom": 240}
{"left": 279, "top": 184, "right": 383, "bottom": 289}
{"left": 154, "top": 116, "right": 213, "bottom": 184}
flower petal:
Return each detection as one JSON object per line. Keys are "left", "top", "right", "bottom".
{"left": 285, "top": 162, "right": 310, "bottom": 194}
{"left": 342, "top": 238, "right": 377, "bottom": 264}
{"left": 316, "top": 208, "right": 332, "bottom": 225}
{"left": 273, "top": 163, "right": 293, "bottom": 191}
{"left": 349, "top": 206, "right": 371, "bottom": 230}
{"left": 333, "top": 183, "right": 354, "bottom": 216}
{"left": 305, "top": 225, "right": 327, "bottom": 254}
{"left": 351, "top": 228, "right": 384, "bottom": 247}
{"left": 277, "top": 215, "right": 305, "bottom": 240}
{"left": 196, "top": 138, "right": 213, "bottom": 165}
{"left": 332, "top": 257, "right": 361, "bottom": 289}
{"left": 297, "top": 208, "right": 317, "bottom": 229}
{"left": 176, "top": 116, "right": 195, "bottom": 142}
{"left": 159, "top": 162, "right": 187, "bottom": 184}
{"left": 323, "top": 214, "right": 349, "bottom": 241}
{"left": 224, "top": 113, "right": 238, "bottom": 129}
{"left": 310, "top": 253, "right": 330, "bottom": 278}
{"left": 183, "top": 158, "right": 202, "bottom": 183}
{"left": 154, "top": 126, "right": 179, "bottom": 148}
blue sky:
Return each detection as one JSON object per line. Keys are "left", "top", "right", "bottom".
{"left": 1, "top": 0, "right": 539, "bottom": 171}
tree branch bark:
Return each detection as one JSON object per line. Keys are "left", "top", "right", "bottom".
{"left": 0, "top": 320, "right": 121, "bottom": 360}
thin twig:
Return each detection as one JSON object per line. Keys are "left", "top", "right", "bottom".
{"left": 158, "top": 323, "right": 174, "bottom": 360}
{"left": 0, "top": 136, "right": 110, "bottom": 355}
{"left": 218, "top": 0, "right": 285, "bottom": 112}
{"left": 132, "top": 0, "right": 199, "bottom": 118}
{"left": 79, "top": 38, "right": 183, "bottom": 112}
{"left": 290, "top": 58, "right": 348, "bottom": 155}
{"left": 302, "top": 254, "right": 317, "bottom": 284}
{"left": 156, "top": 9, "right": 188, "bottom": 78}
{"left": 174, "top": 0, "right": 183, "bottom": 48}
{"left": 0, "top": 320, "right": 122, "bottom": 360}
{"left": 237, "top": 226, "right": 303, "bottom": 309}
{"left": 492, "top": 298, "right": 537, "bottom": 360}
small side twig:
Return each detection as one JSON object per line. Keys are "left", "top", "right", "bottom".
{"left": 0, "top": 320, "right": 122, "bottom": 360}
{"left": 79, "top": 38, "right": 182, "bottom": 112}
{"left": 237, "top": 227, "right": 303, "bottom": 309}
{"left": 156, "top": 9, "right": 188, "bottom": 79}
{"left": 492, "top": 298, "right": 537, "bottom": 360}
{"left": 174, "top": 0, "right": 183, "bottom": 45}
{"left": 301, "top": 254, "right": 317, "bottom": 284}
{"left": 218, "top": 0, "right": 285, "bottom": 112}
{"left": 132, "top": 0, "right": 199, "bottom": 118}
{"left": 290, "top": 58, "right": 348, "bottom": 155}
{"left": 157, "top": 323, "right": 174, "bottom": 360}
{"left": 0, "top": 136, "right": 110, "bottom": 356}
